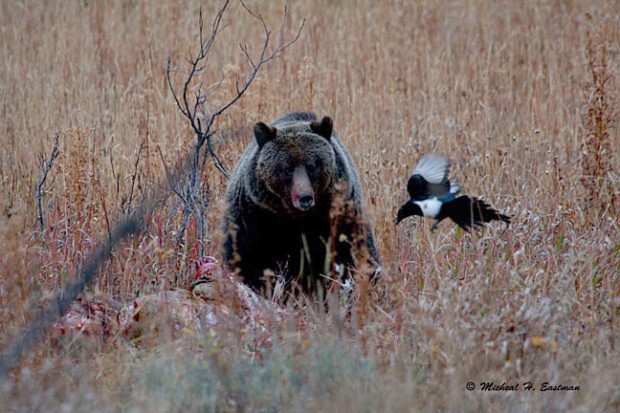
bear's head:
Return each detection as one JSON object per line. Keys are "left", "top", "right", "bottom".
{"left": 252, "top": 116, "right": 337, "bottom": 216}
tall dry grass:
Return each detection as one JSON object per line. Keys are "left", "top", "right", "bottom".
{"left": 0, "top": 0, "right": 618, "bottom": 411}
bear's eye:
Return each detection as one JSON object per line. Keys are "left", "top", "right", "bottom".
{"left": 307, "top": 159, "right": 322, "bottom": 175}
{"left": 275, "top": 166, "right": 289, "bottom": 178}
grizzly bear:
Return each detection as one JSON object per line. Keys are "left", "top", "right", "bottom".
{"left": 222, "top": 112, "right": 380, "bottom": 294}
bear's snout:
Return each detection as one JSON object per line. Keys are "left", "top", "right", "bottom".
{"left": 292, "top": 166, "right": 315, "bottom": 211}
{"left": 297, "top": 193, "right": 315, "bottom": 210}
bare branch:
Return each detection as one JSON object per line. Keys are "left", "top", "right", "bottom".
{"left": 204, "top": 3, "right": 305, "bottom": 127}
{"left": 156, "top": 145, "right": 186, "bottom": 202}
{"left": 166, "top": 59, "right": 183, "bottom": 115}
{"left": 239, "top": 43, "right": 257, "bottom": 69}
{"left": 36, "top": 132, "right": 60, "bottom": 232}
{"left": 167, "top": 0, "right": 304, "bottom": 247}
{"left": 207, "top": 133, "right": 230, "bottom": 179}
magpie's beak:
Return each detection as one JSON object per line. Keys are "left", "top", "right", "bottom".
{"left": 396, "top": 200, "right": 420, "bottom": 225}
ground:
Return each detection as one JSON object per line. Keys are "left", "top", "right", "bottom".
{"left": 0, "top": 1, "right": 618, "bottom": 412}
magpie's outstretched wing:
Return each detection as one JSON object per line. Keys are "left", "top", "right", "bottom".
{"left": 440, "top": 196, "right": 511, "bottom": 231}
{"left": 413, "top": 152, "right": 451, "bottom": 184}
{"left": 408, "top": 153, "right": 458, "bottom": 201}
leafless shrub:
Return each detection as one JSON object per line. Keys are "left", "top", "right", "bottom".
{"left": 166, "top": 0, "right": 304, "bottom": 253}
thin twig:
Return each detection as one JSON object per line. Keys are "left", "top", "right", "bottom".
{"left": 125, "top": 142, "right": 146, "bottom": 214}
{"left": 206, "top": 133, "right": 230, "bottom": 179}
{"left": 36, "top": 133, "right": 60, "bottom": 232}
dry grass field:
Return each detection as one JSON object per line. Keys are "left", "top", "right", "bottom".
{"left": 1, "top": 0, "right": 619, "bottom": 411}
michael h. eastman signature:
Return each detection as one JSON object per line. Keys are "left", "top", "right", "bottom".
{"left": 466, "top": 381, "right": 580, "bottom": 392}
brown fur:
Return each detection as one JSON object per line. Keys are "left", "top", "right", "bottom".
{"left": 222, "top": 112, "right": 380, "bottom": 294}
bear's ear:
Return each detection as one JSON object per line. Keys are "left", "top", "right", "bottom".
{"left": 310, "top": 116, "right": 333, "bottom": 141}
{"left": 254, "top": 122, "right": 277, "bottom": 148}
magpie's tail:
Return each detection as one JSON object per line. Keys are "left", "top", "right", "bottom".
{"left": 444, "top": 196, "right": 511, "bottom": 231}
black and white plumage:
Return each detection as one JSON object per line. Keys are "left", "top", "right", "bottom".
{"left": 396, "top": 153, "right": 510, "bottom": 231}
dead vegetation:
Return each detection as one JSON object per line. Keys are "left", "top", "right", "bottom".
{"left": 0, "top": 0, "right": 618, "bottom": 412}
{"left": 579, "top": 15, "right": 618, "bottom": 220}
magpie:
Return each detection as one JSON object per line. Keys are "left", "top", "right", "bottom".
{"left": 396, "top": 153, "right": 510, "bottom": 231}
